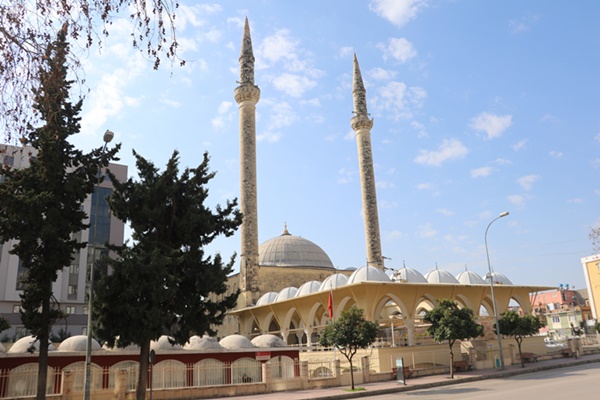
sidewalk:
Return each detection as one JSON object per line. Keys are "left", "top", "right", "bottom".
{"left": 221, "top": 353, "right": 600, "bottom": 400}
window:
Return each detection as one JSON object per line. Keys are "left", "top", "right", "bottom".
{"left": 552, "top": 316, "right": 560, "bottom": 323}
{"left": 13, "top": 305, "right": 21, "bottom": 313}
{"left": 83, "top": 306, "right": 89, "bottom": 315}
{"left": 69, "top": 264, "right": 79, "bottom": 274}
{"left": 2, "top": 155, "right": 14, "bottom": 165}
{"left": 65, "top": 306, "right": 76, "bottom": 315}
{"left": 16, "top": 259, "right": 28, "bottom": 290}
{"left": 68, "top": 285, "right": 77, "bottom": 296}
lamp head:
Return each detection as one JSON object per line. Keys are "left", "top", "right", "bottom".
{"left": 499, "top": 211, "right": 509, "bottom": 218}
{"left": 103, "top": 130, "right": 114, "bottom": 143}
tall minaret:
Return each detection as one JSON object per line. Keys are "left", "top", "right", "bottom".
{"left": 234, "top": 18, "right": 261, "bottom": 307}
{"left": 351, "top": 54, "right": 384, "bottom": 270}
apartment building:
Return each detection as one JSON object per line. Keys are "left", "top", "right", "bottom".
{"left": 0, "top": 144, "right": 127, "bottom": 339}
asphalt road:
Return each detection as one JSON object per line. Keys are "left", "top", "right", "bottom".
{"left": 358, "top": 363, "right": 600, "bottom": 399}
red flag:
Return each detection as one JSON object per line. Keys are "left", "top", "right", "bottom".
{"left": 328, "top": 288, "right": 333, "bottom": 318}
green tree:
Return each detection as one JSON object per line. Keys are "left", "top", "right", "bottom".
{"left": 0, "top": 316, "right": 9, "bottom": 334}
{"left": 93, "top": 150, "right": 241, "bottom": 400}
{"left": 496, "top": 311, "right": 545, "bottom": 368}
{"left": 0, "top": 25, "right": 118, "bottom": 400}
{"left": 319, "top": 306, "right": 378, "bottom": 390}
{"left": 1, "top": 0, "right": 183, "bottom": 139}
{"left": 423, "top": 299, "right": 484, "bottom": 379}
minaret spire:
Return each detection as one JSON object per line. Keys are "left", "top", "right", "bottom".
{"left": 351, "top": 53, "right": 384, "bottom": 270}
{"left": 352, "top": 53, "right": 368, "bottom": 117}
{"left": 235, "top": 17, "right": 261, "bottom": 307}
{"left": 239, "top": 17, "right": 255, "bottom": 86}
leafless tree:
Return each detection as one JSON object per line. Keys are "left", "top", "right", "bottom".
{"left": 0, "top": 0, "right": 183, "bottom": 140}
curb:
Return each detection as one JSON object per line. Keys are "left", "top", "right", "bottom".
{"left": 295, "top": 357, "right": 600, "bottom": 400}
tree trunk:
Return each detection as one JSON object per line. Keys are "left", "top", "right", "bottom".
{"left": 36, "top": 299, "right": 50, "bottom": 400}
{"left": 448, "top": 340, "right": 455, "bottom": 379}
{"left": 517, "top": 337, "right": 524, "bottom": 368}
{"left": 349, "top": 358, "right": 355, "bottom": 390}
{"left": 136, "top": 340, "right": 151, "bottom": 400}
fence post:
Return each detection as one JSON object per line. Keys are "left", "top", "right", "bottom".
{"left": 261, "top": 362, "right": 272, "bottom": 393}
{"left": 62, "top": 370, "right": 73, "bottom": 400}
{"left": 113, "top": 369, "right": 128, "bottom": 400}
{"left": 361, "top": 356, "right": 370, "bottom": 383}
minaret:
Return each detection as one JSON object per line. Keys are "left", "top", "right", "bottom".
{"left": 351, "top": 54, "right": 384, "bottom": 270}
{"left": 234, "top": 18, "right": 261, "bottom": 307}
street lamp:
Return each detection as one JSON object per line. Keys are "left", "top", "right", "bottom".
{"left": 84, "top": 129, "right": 114, "bottom": 400}
{"left": 485, "top": 211, "right": 509, "bottom": 370}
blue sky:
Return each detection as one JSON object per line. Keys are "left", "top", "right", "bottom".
{"left": 68, "top": 0, "right": 600, "bottom": 290}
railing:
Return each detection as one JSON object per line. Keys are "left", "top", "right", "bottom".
{"left": 0, "top": 366, "right": 60, "bottom": 397}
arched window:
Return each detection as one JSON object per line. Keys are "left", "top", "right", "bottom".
{"left": 193, "top": 358, "right": 225, "bottom": 386}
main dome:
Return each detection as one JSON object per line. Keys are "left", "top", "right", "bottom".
{"left": 258, "top": 227, "right": 334, "bottom": 269}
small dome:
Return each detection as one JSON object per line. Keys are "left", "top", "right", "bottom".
{"left": 394, "top": 267, "right": 428, "bottom": 283}
{"left": 347, "top": 266, "right": 391, "bottom": 284}
{"left": 258, "top": 226, "right": 334, "bottom": 269}
{"left": 219, "top": 334, "right": 255, "bottom": 349}
{"left": 456, "top": 270, "right": 486, "bottom": 285}
{"left": 58, "top": 335, "right": 101, "bottom": 352}
{"left": 274, "top": 287, "right": 298, "bottom": 302}
{"left": 425, "top": 269, "right": 459, "bottom": 284}
{"left": 484, "top": 272, "right": 513, "bottom": 285}
{"left": 8, "top": 336, "right": 56, "bottom": 353}
{"left": 257, "top": 292, "right": 278, "bottom": 306}
{"left": 151, "top": 336, "right": 182, "bottom": 352}
{"left": 296, "top": 281, "right": 322, "bottom": 297}
{"left": 184, "top": 335, "right": 223, "bottom": 351}
{"left": 319, "top": 274, "right": 348, "bottom": 291}
{"left": 251, "top": 334, "right": 287, "bottom": 348}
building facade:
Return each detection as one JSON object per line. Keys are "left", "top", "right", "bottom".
{"left": 581, "top": 254, "right": 600, "bottom": 319}
{"left": 0, "top": 144, "right": 127, "bottom": 339}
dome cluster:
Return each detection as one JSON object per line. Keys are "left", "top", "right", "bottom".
{"left": 255, "top": 265, "right": 514, "bottom": 307}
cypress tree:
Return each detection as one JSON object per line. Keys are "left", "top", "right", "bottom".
{"left": 94, "top": 150, "right": 241, "bottom": 400}
{"left": 0, "top": 25, "right": 119, "bottom": 399}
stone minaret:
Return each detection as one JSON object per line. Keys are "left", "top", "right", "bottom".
{"left": 351, "top": 54, "right": 384, "bottom": 270}
{"left": 234, "top": 18, "right": 261, "bottom": 307}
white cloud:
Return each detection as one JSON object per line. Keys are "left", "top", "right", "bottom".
{"left": 567, "top": 198, "right": 583, "bottom": 204}
{"left": 387, "top": 230, "right": 405, "bottom": 240}
{"left": 339, "top": 46, "right": 354, "bottom": 58}
{"left": 512, "top": 140, "right": 528, "bottom": 151}
{"left": 549, "top": 150, "right": 563, "bottom": 159}
{"left": 517, "top": 175, "right": 539, "bottom": 190}
{"left": 507, "top": 194, "right": 525, "bottom": 206}
{"left": 259, "top": 29, "right": 299, "bottom": 65}
{"left": 508, "top": 15, "right": 540, "bottom": 35}
{"left": 418, "top": 223, "right": 437, "bottom": 238}
{"left": 211, "top": 101, "right": 234, "bottom": 130}
{"left": 436, "top": 208, "right": 455, "bottom": 217}
{"left": 470, "top": 112, "right": 513, "bottom": 139}
{"left": 369, "top": 0, "right": 428, "bottom": 27}
{"left": 372, "top": 81, "right": 427, "bottom": 120}
{"left": 218, "top": 101, "right": 233, "bottom": 114}
{"left": 414, "top": 138, "right": 468, "bottom": 167}
{"left": 495, "top": 158, "right": 512, "bottom": 165}
{"left": 300, "top": 98, "right": 321, "bottom": 107}
{"left": 369, "top": 67, "right": 398, "bottom": 81}
{"left": 266, "top": 101, "right": 297, "bottom": 131}
{"left": 416, "top": 182, "right": 433, "bottom": 190}
{"left": 471, "top": 166, "right": 493, "bottom": 178}
{"left": 337, "top": 167, "right": 355, "bottom": 184}
{"left": 377, "top": 180, "right": 395, "bottom": 189}
{"left": 160, "top": 98, "right": 181, "bottom": 108}
{"left": 411, "top": 121, "right": 427, "bottom": 137}
{"left": 272, "top": 73, "right": 317, "bottom": 97}
{"left": 377, "top": 38, "right": 417, "bottom": 63}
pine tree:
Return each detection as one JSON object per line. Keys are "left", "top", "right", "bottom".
{"left": 93, "top": 150, "right": 241, "bottom": 400}
{"left": 0, "top": 25, "right": 118, "bottom": 400}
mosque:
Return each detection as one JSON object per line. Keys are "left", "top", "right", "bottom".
{"left": 218, "top": 18, "right": 552, "bottom": 348}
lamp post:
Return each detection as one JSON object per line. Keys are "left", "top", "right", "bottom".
{"left": 83, "top": 129, "right": 114, "bottom": 400}
{"left": 485, "top": 211, "right": 509, "bottom": 370}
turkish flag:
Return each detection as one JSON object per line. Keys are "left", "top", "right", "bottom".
{"left": 328, "top": 288, "right": 333, "bottom": 318}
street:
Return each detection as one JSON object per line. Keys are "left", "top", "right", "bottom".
{"left": 360, "top": 364, "right": 599, "bottom": 399}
